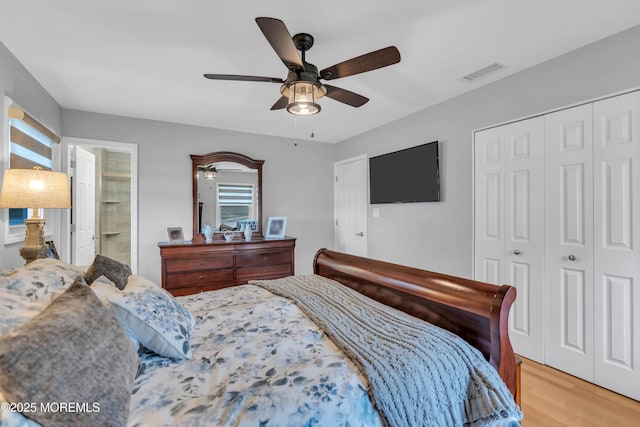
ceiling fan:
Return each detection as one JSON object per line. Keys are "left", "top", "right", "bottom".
{"left": 204, "top": 17, "right": 401, "bottom": 116}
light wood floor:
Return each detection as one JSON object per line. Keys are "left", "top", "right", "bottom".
{"left": 519, "top": 357, "right": 640, "bottom": 426}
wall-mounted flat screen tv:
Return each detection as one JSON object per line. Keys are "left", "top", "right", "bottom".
{"left": 369, "top": 141, "right": 440, "bottom": 204}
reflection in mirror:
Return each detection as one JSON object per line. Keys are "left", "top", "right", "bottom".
{"left": 197, "top": 163, "right": 258, "bottom": 230}
{"left": 191, "top": 152, "right": 264, "bottom": 240}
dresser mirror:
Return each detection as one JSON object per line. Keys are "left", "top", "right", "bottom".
{"left": 191, "top": 152, "right": 264, "bottom": 239}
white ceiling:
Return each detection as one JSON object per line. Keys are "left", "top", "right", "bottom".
{"left": 1, "top": 1, "right": 639, "bottom": 143}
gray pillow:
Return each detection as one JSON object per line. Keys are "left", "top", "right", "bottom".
{"left": 0, "top": 277, "right": 139, "bottom": 427}
{"left": 85, "top": 254, "right": 132, "bottom": 290}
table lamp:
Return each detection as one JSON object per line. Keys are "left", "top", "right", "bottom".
{"left": 0, "top": 167, "right": 71, "bottom": 264}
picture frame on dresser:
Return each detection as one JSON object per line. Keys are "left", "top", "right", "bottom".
{"left": 167, "top": 227, "right": 184, "bottom": 244}
{"left": 265, "top": 216, "right": 287, "bottom": 239}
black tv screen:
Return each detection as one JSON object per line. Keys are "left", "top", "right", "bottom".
{"left": 369, "top": 141, "right": 440, "bottom": 204}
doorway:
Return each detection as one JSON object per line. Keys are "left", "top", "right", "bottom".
{"left": 334, "top": 155, "right": 368, "bottom": 257}
{"left": 61, "top": 137, "right": 138, "bottom": 272}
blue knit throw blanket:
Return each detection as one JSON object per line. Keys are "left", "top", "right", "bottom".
{"left": 252, "top": 275, "right": 523, "bottom": 427}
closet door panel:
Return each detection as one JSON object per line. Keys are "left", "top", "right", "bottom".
{"left": 474, "top": 127, "right": 505, "bottom": 285}
{"left": 545, "top": 104, "right": 594, "bottom": 380}
{"left": 504, "top": 118, "right": 545, "bottom": 361}
{"left": 593, "top": 91, "right": 640, "bottom": 400}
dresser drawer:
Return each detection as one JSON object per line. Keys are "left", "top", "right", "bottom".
{"left": 165, "top": 255, "right": 234, "bottom": 273}
{"left": 236, "top": 263, "right": 293, "bottom": 281}
{"left": 236, "top": 251, "right": 291, "bottom": 267}
{"left": 165, "top": 269, "right": 235, "bottom": 290}
{"left": 159, "top": 238, "right": 296, "bottom": 295}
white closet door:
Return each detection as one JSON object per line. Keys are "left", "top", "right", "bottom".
{"left": 593, "top": 91, "right": 640, "bottom": 400}
{"left": 545, "top": 104, "right": 594, "bottom": 380}
{"left": 475, "top": 126, "right": 505, "bottom": 285}
{"left": 474, "top": 117, "right": 545, "bottom": 361}
{"left": 503, "top": 118, "right": 545, "bottom": 361}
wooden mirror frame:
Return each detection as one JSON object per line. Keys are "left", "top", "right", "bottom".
{"left": 191, "top": 151, "right": 264, "bottom": 239}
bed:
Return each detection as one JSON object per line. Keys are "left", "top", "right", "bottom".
{"left": 0, "top": 249, "right": 522, "bottom": 427}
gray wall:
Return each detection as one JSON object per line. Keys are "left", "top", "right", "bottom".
{"left": 0, "top": 41, "right": 63, "bottom": 268}
{"left": 3, "top": 24, "right": 640, "bottom": 283}
{"left": 336, "top": 25, "right": 640, "bottom": 279}
{"left": 62, "top": 110, "right": 335, "bottom": 283}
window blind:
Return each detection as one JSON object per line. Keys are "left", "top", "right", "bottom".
{"left": 7, "top": 106, "right": 60, "bottom": 225}
{"left": 218, "top": 184, "right": 253, "bottom": 205}
{"left": 8, "top": 107, "right": 58, "bottom": 170}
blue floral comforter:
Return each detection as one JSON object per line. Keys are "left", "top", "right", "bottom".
{"left": 1, "top": 260, "right": 519, "bottom": 427}
{"left": 128, "top": 284, "right": 383, "bottom": 427}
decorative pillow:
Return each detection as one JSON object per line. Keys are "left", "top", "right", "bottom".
{"left": 0, "top": 277, "right": 139, "bottom": 427}
{"left": 90, "top": 275, "right": 141, "bottom": 351}
{"left": 0, "top": 288, "right": 47, "bottom": 335}
{"left": 0, "top": 258, "right": 85, "bottom": 302}
{"left": 0, "top": 266, "right": 18, "bottom": 278}
{"left": 92, "top": 275, "right": 194, "bottom": 359}
{"left": 84, "top": 254, "right": 132, "bottom": 290}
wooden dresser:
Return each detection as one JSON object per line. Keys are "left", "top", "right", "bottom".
{"left": 158, "top": 237, "right": 296, "bottom": 296}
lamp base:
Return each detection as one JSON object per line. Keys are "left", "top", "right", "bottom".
{"left": 19, "top": 217, "right": 48, "bottom": 264}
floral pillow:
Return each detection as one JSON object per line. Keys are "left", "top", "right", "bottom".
{"left": 0, "top": 259, "right": 85, "bottom": 303}
{"left": 88, "top": 276, "right": 139, "bottom": 350}
{"left": 92, "top": 275, "right": 194, "bottom": 359}
{"left": 0, "top": 288, "right": 47, "bottom": 335}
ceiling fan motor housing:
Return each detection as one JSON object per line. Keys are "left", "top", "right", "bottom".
{"left": 280, "top": 63, "right": 327, "bottom": 99}
{"left": 292, "top": 33, "right": 314, "bottom": 52}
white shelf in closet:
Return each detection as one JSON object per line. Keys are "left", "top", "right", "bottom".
{"left": 102, "top": 172, "right": 131, "bottom": 180}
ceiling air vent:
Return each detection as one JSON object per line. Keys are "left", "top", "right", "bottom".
{"left": 460, "top": 62, "right": 506, "bottom": 82}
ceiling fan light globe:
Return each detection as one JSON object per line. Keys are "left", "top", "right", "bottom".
{"left": 287, "top": 101, "right": 320, "bottom": 116}
{"left": 286, "top": 81, "right": 322, "bottom": 115}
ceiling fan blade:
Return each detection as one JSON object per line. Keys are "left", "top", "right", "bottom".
{"left": 270, "top": 95, "right": 289, "bottom": 110}
{"left": 204, "top": 74, "right": 284, "bottom": 83}
{"left": 324, "top": 85, "right": 369, "bottom": 107}
{"left": 320, "top": 46, "right": 400, "bottom": 80}
{"left": 255, "top": 17, "right": 304, "bottom": 71}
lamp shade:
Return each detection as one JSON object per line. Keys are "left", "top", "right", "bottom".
{"left": 0, "top": 168, "right": 71, "bottom": 209}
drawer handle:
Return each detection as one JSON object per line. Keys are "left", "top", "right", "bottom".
{"left": 199, "top": 275, "right": 204, "bottom": 280}
{"left": 199, "top": 261, "right": 204, "bottom": 266}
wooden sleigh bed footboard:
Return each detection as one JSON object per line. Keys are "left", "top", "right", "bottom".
{"left": 313, "top": 248, "right": 518, "bottom": 400}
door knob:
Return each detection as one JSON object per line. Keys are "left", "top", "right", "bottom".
{"left": 568, "top": 254, "right": 576, "bottom": 261}
{"left": 355, "top": 232, "right": 364, "bottom": 236}
{"left": 513, "top": 249, "right": 521, "bottom": 255}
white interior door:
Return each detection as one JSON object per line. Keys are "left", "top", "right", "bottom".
{"left": 503, "top": 117, "right": 545, "bottom": 361}
{"left": 334, "top": 155, "right": 367, "bottom": 257}
{"left": 72, "top": 146, "right": 96, "bottom": 266}
{"left": 474, "top": 126, "right": 505, "bottom": 285}
{"left": 474, "top": 117, "right": 545, "bottom": 362}
{"left": 545, "top": 104, "right": 594, "bottom": 380}
{"left": 592, "top": 91, "right": 640, "bottom": 400}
